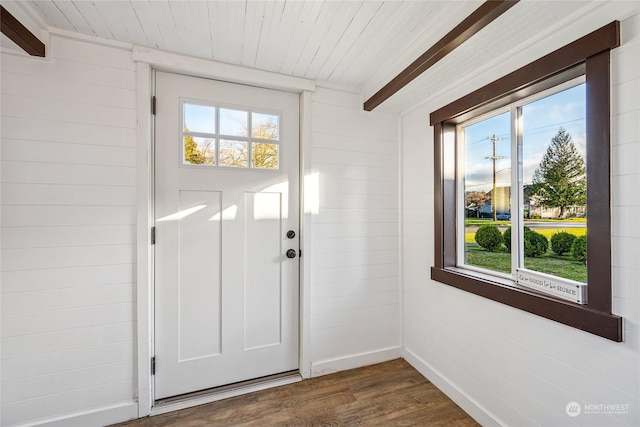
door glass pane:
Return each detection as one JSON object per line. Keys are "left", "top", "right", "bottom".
{"left": 184, "top": 136, "right": 215, "bottom": 165}
{"left": 252, "top": 112, "right": 279, "bottom": 140}
{"left": 184, "top": 103, "right": 215, "bottom": 134}
{"left": 462, "top": 111, "right": 511, "bottom": 274}
{"left": 252, "top": 143, "right": 279, "bottom": 169}
{"left": 522, "top": 83, "right": 586, "bottom": 283}
{"left": 219, "top": 139, "right": 248, "bottom": 167}
{"left": 220, "top": 108, "right": 248, "bottom": 137}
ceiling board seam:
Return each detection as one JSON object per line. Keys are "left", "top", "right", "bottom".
{"left": 364, "top": 0, "right": 519, "bottom": 111}
{"left": 240, "top": 0, "right": 248, "bottom": 65}
{"left": 304, "top": 0, "right": 364, "bottom": 79}
{"left": 394, "top": 1, "right": 614, "bottom": 117}
{"left": 8, "top": 1, "right": 49, "bottom": 34}
{"left": 289, "top": 0, "right": 327, "bottom": 76}
{"left": 253, "top": 2, "right": 268, "bottom": 67}
{"left": 70, "top": 1, "right": 94, "bottom": 37}
{"left": 323, "top": 1, "right": 384, "bottom": 83}
{"left": 129, "top": 3, "right": 150, "bottom": 46}
{"left": 331, "top": 1, "right": 415, "bottom": 86}
{"left": 166, "top": 2, "right": 180, "bottom": 53}
{"left": 52, "top": 0, "right": 77, "bottom": 32}
{"left": 206, "top": 2, "right": 213, "bottom": 59}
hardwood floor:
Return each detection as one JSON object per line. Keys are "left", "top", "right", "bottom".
{"left": 111, "top": 359, "right": 479, "bottom": 426}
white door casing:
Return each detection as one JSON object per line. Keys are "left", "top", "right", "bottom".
{"left": 154, "top": 71, "right": 300, "bottom": 399}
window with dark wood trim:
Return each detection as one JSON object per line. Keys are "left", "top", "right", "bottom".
{"left": 429, "top": 21, "right": 623, "bottom": 341}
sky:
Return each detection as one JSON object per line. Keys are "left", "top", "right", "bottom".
{"left": 463, "top": 83, "right": 586, "bottom": 193}
{"left": 184, "top": 103, "right": 216, "bottom": 134}
{"left": 184, "top": 102, "right": 279, "bottom": 139}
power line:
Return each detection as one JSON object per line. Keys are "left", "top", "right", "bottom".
{"left": 483, "top": 134, "right": 506, "bottom": 221}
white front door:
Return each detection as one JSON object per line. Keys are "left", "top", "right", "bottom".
{"left": 154, "top": 71, "right": 299, "bottom": 399}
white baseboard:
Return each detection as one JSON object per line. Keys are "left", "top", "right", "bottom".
{"left": 403, "top": 348, "right": 502, "bottom": 427}
{"left": 310, "top": 346, "right": 401, "bottom": 377}
{"left": 9, "top": 401, "right": 138, "bottom": 427}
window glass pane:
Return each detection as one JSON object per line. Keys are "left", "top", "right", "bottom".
{"left": 184, "top": 103, "right": 215, "bottom": 134}
{"left": 522, "top": 83, "right": 586, "bottom": 283}
{"left": 219, "top": 139, "right": 248, "bottom": 167}
{"left": 252, "top": 113, "right": 279, "bottom": 140}
{"left": 184, "top": 136, "right": 215, "bottom": 165}
{"left": 462, "top": 111, "right": 511, "bottom": 274}
{"left": 252, "top": 143, "right": 279, "bottom": 169}
{"left": 220, "top": 108, "right": 248, "bottom": 137}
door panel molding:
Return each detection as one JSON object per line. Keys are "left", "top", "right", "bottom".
{"left": 137, "top": 63, "right": 313, "bottom": 416}
{"left": 153, "top": 71, "right": 300, "bottom": 399}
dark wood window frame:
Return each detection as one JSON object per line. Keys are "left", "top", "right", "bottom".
{"left": 429, "top": 21, "right": 623, "bottom": 342}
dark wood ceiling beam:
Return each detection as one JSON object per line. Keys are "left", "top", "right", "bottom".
{"left": 1, "top": 5, "right": 45, "bottom": 57}
{"left": 363, "top": 0, "right": 519, "bottom": 111}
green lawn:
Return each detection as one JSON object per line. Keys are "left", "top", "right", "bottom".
{"left": 463, "top": 220, "right": 588, "bottom": 282}
{"left": 465, "top": 218, "right": 586, "bottom": 226}
{"left": 465, "top": 226, "right": 586, "bottom": 244}
{"left": 465, "top": 244, "right": 587, "bottom": 282}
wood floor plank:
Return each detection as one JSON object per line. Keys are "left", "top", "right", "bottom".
{"left": 110, "top": 359, "right": 479, "bottom": 426}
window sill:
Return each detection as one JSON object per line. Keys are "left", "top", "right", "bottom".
{"left": 431, "top": 266, "right": 623, "bottom": 342}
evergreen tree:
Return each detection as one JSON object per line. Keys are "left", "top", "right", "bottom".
{"left": 531, "top": 127, "right": 586, "bottom": 217}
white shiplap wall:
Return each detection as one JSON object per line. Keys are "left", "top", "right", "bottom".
{"left": 309, "top": 88, "right": 400, "bottom": 375}
{"left": 1, "top": 35, "right": 138, "bottom": 426}
{"left": 0, "top": 31, "right": 402, "bottom": 424}
{"left": 401, "top": 10, "right": 640, "bottom": 427}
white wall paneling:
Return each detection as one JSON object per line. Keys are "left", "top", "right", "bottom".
{"left": 309, "top": 87, "right": 400, "bottom": 376}
{"left": 400, "top": 8, "right": 640, "bottom": 427}
{"left": 6, "top": 2, "right": 636, "bottom": 427}
{"left": 1, "top": 33, "right": 138, "bottom": 426}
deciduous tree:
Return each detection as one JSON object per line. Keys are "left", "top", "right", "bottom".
{"left": 465, "top": 191, "right": 490, "bottom": 218}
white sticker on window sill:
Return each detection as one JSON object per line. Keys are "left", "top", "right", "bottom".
{"left": 517, "top": 268, "right": 587, "bottom": 304}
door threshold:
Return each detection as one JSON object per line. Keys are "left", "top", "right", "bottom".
{"left": 150, "top": 371, "right": 302, "bottom": 416}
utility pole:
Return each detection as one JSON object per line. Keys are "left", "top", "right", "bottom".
{"left": 484, "top": 134, "right": 505, "bottom": 222}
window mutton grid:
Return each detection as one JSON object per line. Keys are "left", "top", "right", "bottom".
{"left": 182, "top": 100, "right": 281, "bottom": 170}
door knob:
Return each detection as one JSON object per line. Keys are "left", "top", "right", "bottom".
{"left": 286, "top": 249, "right": 297, "bottom": 259}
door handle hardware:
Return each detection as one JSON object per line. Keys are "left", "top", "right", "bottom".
{"left": 286, "top": 249, "right": 297, "bottom": 259}
{"left": 286, "top": 230, "right": 296, "bottom": 239}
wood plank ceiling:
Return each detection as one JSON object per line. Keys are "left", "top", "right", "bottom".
{"left": 12, "top": 1, "right": 482, "bottom": 88}
{"left": 2, "top": 1, "right": 621, "bottom": 112}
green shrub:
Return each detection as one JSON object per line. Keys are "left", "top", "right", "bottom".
{"left": 503, "top": 227, "right": 512, "bottom": 252}
{"left": 572, "top": 235, "right": 587, "bottom": 264}
{"left": 502, "top": 226, "right": 548, "bottom": 256}
{"left": 550, "top": 231, "right": 576, "bottom": 256}
{"left": 524, "top": 227, "right": 548, "bottom": 257}
{"left": 475, "top": 225, "right": 503, "bottom": 252}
